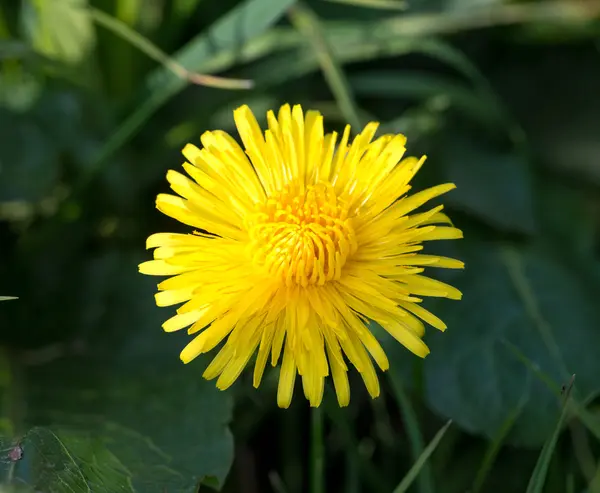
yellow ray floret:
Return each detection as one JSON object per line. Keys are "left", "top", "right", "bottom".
{"left": 139, "top": 103, "right": 464, "bottom": 408}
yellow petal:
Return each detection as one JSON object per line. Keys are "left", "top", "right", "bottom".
{"left": 277, "top": 343, "right": 297, "bottom": 409}
{"left": 379, "top": 319, "right": 430, "bottom": 358}
{"left": 162, "top": 310, "right": 203, "bottom": 332}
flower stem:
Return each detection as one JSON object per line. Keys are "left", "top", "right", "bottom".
{"left": 310, "top": 406, "right": 325, "bottom": 493}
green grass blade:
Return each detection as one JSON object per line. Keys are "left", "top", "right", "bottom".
{"left": 75, "top": 1, "right": 536, "bottom": 191}
{"left": 388, "top": 372, "right": 434, "bottom": 493}
{"left": 289, "top": 2, "right": 362, "bottom": 129}
{"left": 526, "top": 376, "right": 575, "bottom": 493}
{"left": 472, "top": 373, "right": 531, "bottom": 493}
{"left": 392, "top": 420, "right": 452, "bottom": 493}
{"left": 77, "top": 0, "right": 295, "bottom": 190}
{"left": 325, "top": 0, "right": 407, "bottom": 11}
{"left": 502, "top": 339, "right": 600, "bottom": 444}
{"left": 89, "top": 7, "right": 252, "bottom": 90}
{"left": 0, "top": 296, "right": 17, "bottom": 301}
{"left": 349, "top": 70, "right": 506, "bottom": 130}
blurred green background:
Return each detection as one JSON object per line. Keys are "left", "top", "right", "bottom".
{"left": 1, "top": 0, "right": 600, "bottom": 492}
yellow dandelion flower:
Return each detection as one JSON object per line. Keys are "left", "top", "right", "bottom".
{"left": 139, "top": 104, "right": 464, "bottom": 408}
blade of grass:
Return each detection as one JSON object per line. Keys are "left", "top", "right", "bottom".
{"left": 269, "top": 471, "right": 290, "bottom": 493}
{"left": 472, "top": 373, "right": 531, "bottom": 493}
{"left": 349, "top": 70, "right": 506, "bottom": 131}
{"left": 71, "top": 0, "right": 295, "bottom": 193}
{"left": 388, "top": 372, "right": 434, "bottom": 493}
{"left": 392, "top": 420, "right": 452, "bottom": 493}
{"left": 501, "top": 246, "right": 572, "bottom": 382}
{"left": 588, "top": 462, "right": 600, "bottom": 493}
{"left": 570, "top": 418, "right": 598, "bottom": 489}
{"left": 324, "top": 0, "right": 407, "bottom": 11}
{"left": 71, "top": 0, "right": 577, "bottom": 194}
{"left": 502, "top": 339, "right": 600, "bottom": 444}
{"left": 89, "top": 7, "right": 252, "bottom": 90}
{"left": 0, "top": 297, "right": 17, "bottom": 301}
{"left": 289, "top": 2, "right": 362, "bottom": 129}
{"left": 526, "top": 375, "right": 575, "bottom": 493}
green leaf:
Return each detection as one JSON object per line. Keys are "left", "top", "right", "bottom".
{"left": 424, "top": 240, "right": 600, "bottom": 447}
{"left": 0, "top": 297, "right": 17, "bottom": 301}
{"left": 436, "top": 130, "right": 536, "bottom": 234}
{"left": 14, "top": 427, "right": 133, "bottom": 493}
{"left": 19, "top": 251, "right": 234, "bottom": 492}
{"left": 26, "top": 368, "right": 233, "bottom": 492}
{"left": 536, "top": 178, "right": 597, "bottom": 256}
{"left": 20, "top": 0, "right": 95, "bottom": 64}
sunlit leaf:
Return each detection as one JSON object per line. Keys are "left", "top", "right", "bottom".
{"left": 21, "top": 0, "right": 95, "bottom": 64}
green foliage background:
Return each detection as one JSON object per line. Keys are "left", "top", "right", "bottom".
{"left": 1, "top": 0, "right": 600, "bottom": 492}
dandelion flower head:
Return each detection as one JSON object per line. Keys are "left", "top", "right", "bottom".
{"left": 139, "top": 104, "right": 464, "bottom": 408}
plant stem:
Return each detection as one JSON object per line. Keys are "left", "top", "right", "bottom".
{"left": 310, "top": 407, "right": 325, "bottom": 493}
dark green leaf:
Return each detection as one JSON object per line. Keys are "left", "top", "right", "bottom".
{"left": 536, "top": 178, "right": 597, "bottom": 256}
{"left": 437, "top": 131, "right": 536, "bottom": 234}
{"left": 19, "top": 251, "right": 234, "bottom": 492}
{"left": 15, "top": 427, "right": 133, "bottom": 493}
{"left": 424, "top": 240, "right": 600, "bottom": 446}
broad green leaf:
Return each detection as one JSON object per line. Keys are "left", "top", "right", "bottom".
{"left": 23, "top": 251, "right": 234, "bottom": 492}
{"left": 424, "top": 240, "right": 600, "bottom": 446}
{"left": 435, "top": 130, "right": 536, "bottom": 234}
{"left": 26, "top": 368, "right": 232, "bottom": 492}
{"left": 20, "top": 0, "right": 95, "bottom": 64}
{"left": 536, "top": 178, "right": 596, "bottom": 256}
{"left": 13, "top": 427, "right": 133, "bottom": 493}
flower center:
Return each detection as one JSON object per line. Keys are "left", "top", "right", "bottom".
{"left": 248, "top": 183, "right": 357, "bottom": 287}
